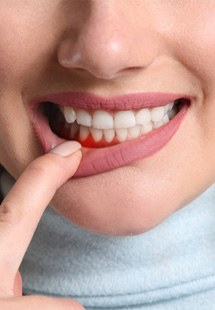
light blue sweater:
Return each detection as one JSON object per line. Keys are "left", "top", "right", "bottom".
{"left": 1, "top": 171, "right": 215, "bottom": 309}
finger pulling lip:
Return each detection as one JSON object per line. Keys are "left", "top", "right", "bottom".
{"left": 28, "top": 92, "right": 191, "bottom": 177}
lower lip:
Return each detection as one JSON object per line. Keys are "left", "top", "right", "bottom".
{"left": 31, "top": 102, "right": 189, "bottom": 177}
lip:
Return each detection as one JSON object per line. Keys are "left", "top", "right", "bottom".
{"left": 32, "top": 91, "right": 190, "bottom": 111}
{"left": 28, "top": 92, "right": 191, "bottom": 177}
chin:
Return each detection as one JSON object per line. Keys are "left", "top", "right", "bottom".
{"left": 50, "top": 183, "right": 180, "bottom": 236}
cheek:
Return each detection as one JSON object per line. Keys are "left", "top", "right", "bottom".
{"left": 0, "top": 6, "right": 60, "bottom": 175}
{"left": 0, "top": 6, "right": 59, "bottom": 85}
{"left": 173, "top": 16, "right": 215, "bottom": 85}
{"left": 198, "top": 97, "right": 215, "bottom": 176}
{"left": 0, "top": 95, "right": 42, "bottom": 176}
{"left": 0, "top": 20, "right": 31, "bottom": 83}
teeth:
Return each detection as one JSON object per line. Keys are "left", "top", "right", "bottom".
{"left": 64, "top": 122, "right": 70, "bottom": 129}
{"left": 64, "top": 107, "right": 77, "bottom": 123}
{"left": 57, "top": 100, "right": 181, "bottom": 143}
{"left": 114, "top": 111, "right": 136, "bottom": 129}
{"left": 93, "top": 110, "right": 113, "bottom": 129}
{"left": 70, "top": 122, "right": 79, "bottom": 138}
{"left": 76, "top": 109, "right": 92, "bottom": 127}
{"left": 164, "top": 105, "right": 169, "bottom": 113}
{"left": 79, "top": 126, "right": 89, "bottom": 141}
{"left": 128, "top": 125, "right": 141, "bottom": 140}
{"left": 116, "top": 128, "right": 128, "bottom": 142}
{"left": 167, "top": 106, "right": 177, "bottom": 120}
{"left": 61, "top": 101, "right": 176, "bottom": 130}
{"left": 90, "top": 127, "right": 103, "bottom": 142}
{"left": 151, "top": 106, "right": 165, "bottom": 122}
{"left": 168, "top": 102, "right": 174, "bottom": 111}
{"left": 135, "top": 108, "right": 151, "bottom": 125}
{"left": 104, "top": 128, "right": 115, "bottom": 143}
{"left": 153, "top": 120, "right": 164, "bottom": 129}
{"left": 162, "top": 114, "right": 169, "bottom": 124}
{"left": 141, "top": 122, "right": 153, "bottom": 134}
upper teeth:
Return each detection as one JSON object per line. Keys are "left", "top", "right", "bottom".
{"left": 61, "top": 102, "right": 174, "bottom": 130}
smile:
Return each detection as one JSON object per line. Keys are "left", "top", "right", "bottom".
{"left": 29, "top": 92, "right": 191, "bottom": 177}
{"left": 45, "top": 100, "right": 178, "bottom": 147}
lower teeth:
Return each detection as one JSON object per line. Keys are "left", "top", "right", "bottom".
{"left": 46, "top": 100, "right": 182, "bottom": 147}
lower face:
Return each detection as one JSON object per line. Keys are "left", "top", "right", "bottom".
{"left": 1, "top": 1, "right": 215, "bottom": 236}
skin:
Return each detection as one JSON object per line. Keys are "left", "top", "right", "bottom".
{"left": 1, "top": 0, "right": 215, "bottom": 238}
{"left": 0, "top": 142, "right": 84, "bottom": 308}
{"left": 1, "top": 0, "right": 215, "bottom": 307}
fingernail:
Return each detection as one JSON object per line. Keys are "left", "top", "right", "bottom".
{"left": 51, "top": 141, "right": 81, "bottom": 157}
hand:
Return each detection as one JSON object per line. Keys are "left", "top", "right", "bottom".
{"left": 0, "top": 141, "right": 84, "bottom": 309}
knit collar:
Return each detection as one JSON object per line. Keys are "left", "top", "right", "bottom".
{"left": 1, "top": 170, "right": 215, "bottom": 308}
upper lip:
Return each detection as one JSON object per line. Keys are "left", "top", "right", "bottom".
{"left": 30, "top": 92, "right": 191, "bottom": 111}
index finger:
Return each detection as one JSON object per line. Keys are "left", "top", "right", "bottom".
{"left": 0, "top": 141, "right": 81, "bottom": 281}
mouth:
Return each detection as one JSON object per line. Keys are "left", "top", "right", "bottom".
{"left": 29, "top": 92, "right": 191, "bottom": 177}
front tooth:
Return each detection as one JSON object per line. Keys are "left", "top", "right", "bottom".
{"left": 151, "top": 106, "right": 165, "bottom": 122}
{"left": 116, "top": 128, "right": 128, "bottom": 142}
{"left": 104, "top": 128, "right": 115, "bottom": 143}
{"left": 79, "top": 126, "right": 90, "bottom": 141}
{"left": 64, "top": 107, "right": 77, "bottom": 123}
{"left": 76, "top": 109, "right": 92, "bottom": 127}
{"left": 90, "top": 127, "right": 103, "bottom": 142}
{"left": 93, "top": 110, "right": 114, "bottom": 129}
{"left": 114, "top": 111, "right": 136, "bottom": 129}
{"left": 135, "top": 108, "right": 151, "bottom": 125}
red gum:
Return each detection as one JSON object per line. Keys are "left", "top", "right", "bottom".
{"left": 55, "top": 121, "right": 127, "bottom": 148}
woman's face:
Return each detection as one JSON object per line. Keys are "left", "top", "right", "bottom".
{"left": 0, "top": 0, "right": 215, "bottom": 235}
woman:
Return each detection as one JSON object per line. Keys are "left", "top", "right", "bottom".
{"left": 0, "top": 1, "right": 215, "bottom": 309}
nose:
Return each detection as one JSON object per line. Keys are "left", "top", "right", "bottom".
{"left": 57, "top": 2, "right": 158, "bottom": 80}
